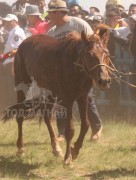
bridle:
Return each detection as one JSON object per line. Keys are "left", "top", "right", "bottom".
{"left": 74, "top": 41, "right": 113, "bottom": 78}
{"left": 74, "top": 41, "right": 136, "bottom": 88}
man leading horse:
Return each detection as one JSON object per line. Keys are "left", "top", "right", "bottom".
{"left": 46, "top": 0, "right": 102, "bottom": 142}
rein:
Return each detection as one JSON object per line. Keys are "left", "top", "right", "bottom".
{"left": 74, "top": 45, "right": 115, "bottom": 78}
{"left": 109, "top": 69, "right": 136, "bottom": 88}
{"left": 74, "top": 48, "right": 136, "bottom": 88}
{"left": 108, "top": 58, "right": 136, "bottom": 88}
{"left": 78, "top": 45, "right": 115, "bottom": 78}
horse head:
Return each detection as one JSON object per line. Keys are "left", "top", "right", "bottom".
{"left": 80, "top": 30, "right": 111, "bottom": 90}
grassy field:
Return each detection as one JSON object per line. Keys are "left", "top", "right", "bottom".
{"left": 0, "top": 118, "right": 136, "bottom": 180}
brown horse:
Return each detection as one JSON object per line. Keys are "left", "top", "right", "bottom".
{"left": 2, "top": 30, "right": 111, "bottom": 165}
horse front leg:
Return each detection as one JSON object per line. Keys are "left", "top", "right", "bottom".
{"left": 72, "top": 96, "right": 89, "bottom": 160}
{"left": 64, "top": 104, "right": 74, "bottom": 166}
{"left": 43, "top": 95, "right": 63, "bottom": 158}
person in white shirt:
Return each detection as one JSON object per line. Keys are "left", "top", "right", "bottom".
{"left": 0, "top": 14, "right": 26, "bottom": 111}
{"left": 1, "top": 14, "right": 26, "bottom": 64}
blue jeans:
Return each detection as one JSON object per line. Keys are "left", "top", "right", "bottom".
{"left": 88, "top": 88, "right": 102, "bottom": 133}
{"left": 56, "top": 88, "right": 102, "bottom": 136}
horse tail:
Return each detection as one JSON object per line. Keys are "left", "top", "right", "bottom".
{"left": 14, "top": 41, "right": 32, "bottom": 107}
{"left": 2, "top": 98, "right": 44, "bottom": 122}
{"left": 14, "top": 43, "right": 31, "bottom": 87}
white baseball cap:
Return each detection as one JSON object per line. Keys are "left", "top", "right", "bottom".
{"left": 1, "top": 14, "right": 18, "bottom": 22}
{"left": 85, "top": 15, "right": 103, "bottom": 22}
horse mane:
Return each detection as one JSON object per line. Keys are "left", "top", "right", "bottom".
{"left": 57, "top": 31, "right": 101, "bottom": 56}
{"left": 58, "top": 31, "right": 82, "bottom": 55}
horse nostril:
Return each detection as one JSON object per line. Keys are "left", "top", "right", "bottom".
{"left": 98, "top": 78, "right": 111, "bottom": 86}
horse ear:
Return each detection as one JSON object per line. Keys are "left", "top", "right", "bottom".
{"left": 81, "top": 31, "right": 88, "bottom": 42}
{"left": 95, "top": 24, "right": 110, "bottom": 45}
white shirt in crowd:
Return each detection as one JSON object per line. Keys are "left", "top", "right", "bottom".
{"left": 4, "top": 25, "right": 26, "bottom": 64}
{"left": 115, "top": 26, "right": 131, "bottom": 39}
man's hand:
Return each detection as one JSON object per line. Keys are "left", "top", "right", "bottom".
{"left": 7, "top": 49, "right": 17, "bottom": 58}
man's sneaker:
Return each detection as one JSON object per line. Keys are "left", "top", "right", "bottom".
{"left": 90, "top": 127, "right": 102, "bottom": 141}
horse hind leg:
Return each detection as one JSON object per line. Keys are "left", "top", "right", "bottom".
{"left": 43, "top": 95, "right": 63, "bottom": 158}
{"left": 16, "top": 90, "right": 26, "bottom": 156}
{"left": 14, "top": 48, "right": 33, "bottom": 156}
{"left": 71, "top": 96, "right": 89, "bottom": 160}
{"left": 15, "top": 78, "right": 32, "bottom": 156}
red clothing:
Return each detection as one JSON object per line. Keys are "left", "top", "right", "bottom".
{"left": 29, "top": 19, "right": 48, "bottom": 35}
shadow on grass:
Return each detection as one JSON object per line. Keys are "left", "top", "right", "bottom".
{"left": 0, "top": 155, "right": 40, "bottom": 179}
{"left": 83, "top": 168, "right": 136, "bottom": 180}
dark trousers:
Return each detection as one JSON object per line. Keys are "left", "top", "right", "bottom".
{"left": 88, "top": 88, "right": 102, "bottom": 133}
{"left": 56, "top": 88, "right": 102, "bottom": 136}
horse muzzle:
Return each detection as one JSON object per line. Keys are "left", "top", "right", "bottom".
{"left": 97, "top": 77, "right": 111, "bottom": 89}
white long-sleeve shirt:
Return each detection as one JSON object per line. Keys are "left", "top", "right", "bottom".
{"left": 4, "top": 25, "right": 26, "bottom": 64}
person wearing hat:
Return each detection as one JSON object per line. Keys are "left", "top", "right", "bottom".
{"left": 89, "top": 7, "right": 100, "bottom": 15}
{"left": 25, "top": 4, "right": 48, "bottom": 36}
{"left": 1, "top": 14, "right": 26, "bottom": 64}
{"left": 85, "top": 14, "right": 103, "bottom": 31}
{"left": 46, "top": 0, "right": 93, "bottom": 38}
{"left": 0, "top": 14, "right": 26, "bottom": 110}
{"left": 12, "top": 0, "right": 29, "bottom": 29}
{"left": 106, "top": 0, "right": 122, "bottom": 9}
{"left": 109, "top": 14, "right": 136, "bottom": 46}
{"left": 111, "top": 14, "right": 136, "bottom": 49}
{"left": 46, "top": 0, "right": 103, "bottom": 142}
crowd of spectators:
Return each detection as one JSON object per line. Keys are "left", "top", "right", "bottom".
{"left": 0, "top": 0, "right": 136, "bottom": 141}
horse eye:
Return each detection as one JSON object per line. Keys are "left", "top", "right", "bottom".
{"left": 105, "top": 53, "right": 110, "bottom": 58}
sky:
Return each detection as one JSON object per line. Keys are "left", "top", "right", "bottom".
{"left": 1, "top": 0, "right": 136, "bottom": 14}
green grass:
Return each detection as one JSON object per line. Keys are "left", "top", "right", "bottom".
{"left": 0, "top": 119, "right": 136, "bottom": 180}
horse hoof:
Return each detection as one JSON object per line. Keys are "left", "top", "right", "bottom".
{"left": 52, "top": 142, "right": 64, "bottom": 158}
{"left": 53, "top": 150, "right": 64, "bottom": 158}
{"left": 64, "top": 157, "right": 73, "bottom": 168}
{"left": 16, "top": 148, "right": 25, "bottom": 157}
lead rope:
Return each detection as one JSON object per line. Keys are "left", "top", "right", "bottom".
{"left": 75, "top": 51, "right": 136, "bottom": 88}
{"left": 109, "top": 69, "right": 136, "bottom": 88}
{"left": 85, "top": 55, "right": 136, "bottom": 88}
